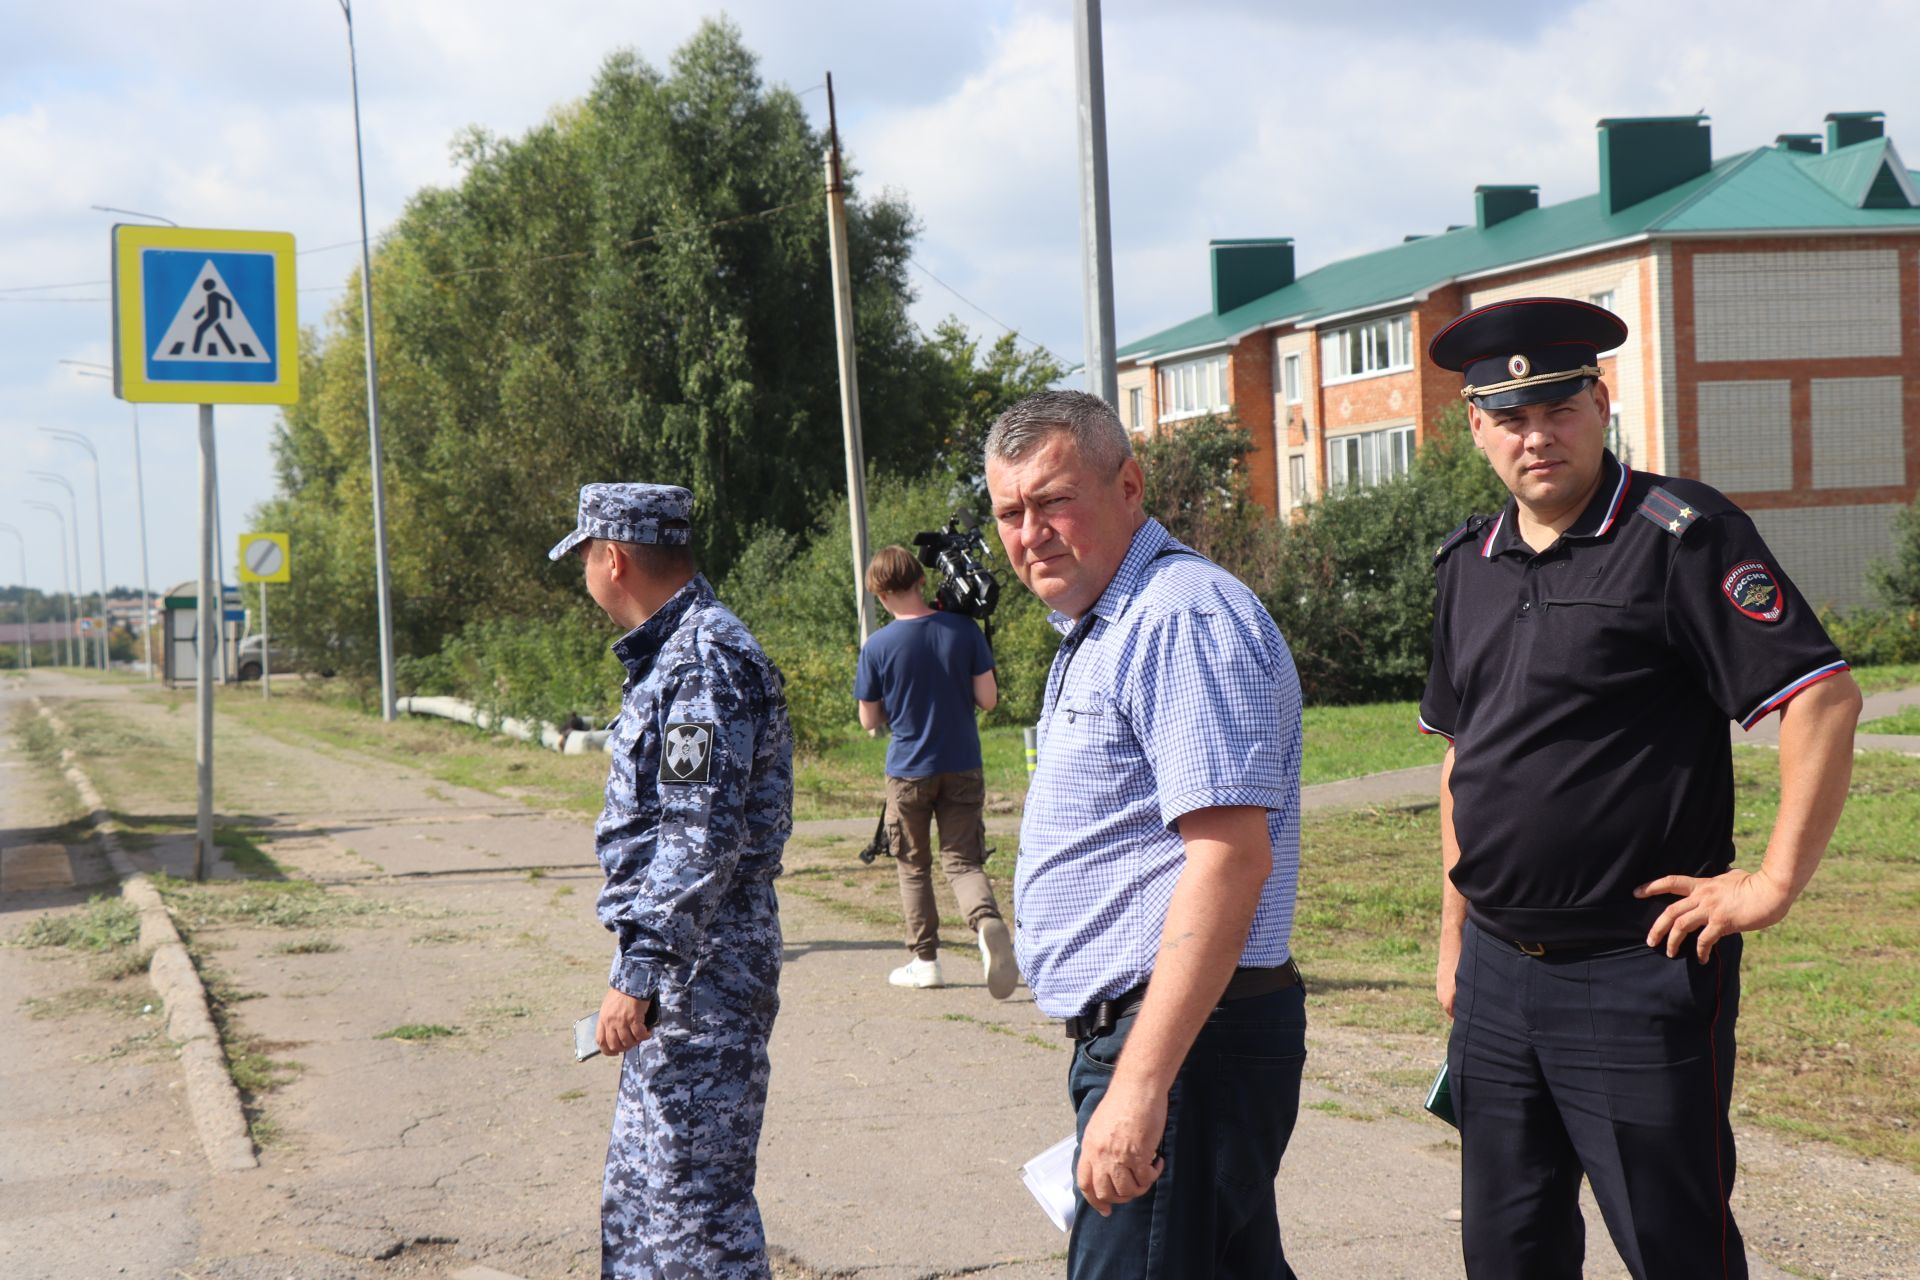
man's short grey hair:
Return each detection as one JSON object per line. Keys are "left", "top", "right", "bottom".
{"left": 984, "top": 390, "right": 1133, "bottom": 474}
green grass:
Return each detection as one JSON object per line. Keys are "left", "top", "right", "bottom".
{"left": 1293, "top": 747, "right": 1920, "bottom": 1168}
{"left": 153, "top": 874, "right": 401, "bottom": 932}
{"left": 198, "top": 965, "right": 303, "bottom": 1109}
{"left": 269, "top": 936, "right": 342, "bottom": 956}
{"left": 1860, "top": 706, "right": 1920, "bottom": 735}
{"left": 8, "top": 896, "right": 140, "bottom": 952}
{"left": 123, "top": 679, "right": 1459, "bottom": 826}
{"left": 209, "top": 683, "right": 610, "bottom": 814}
{"left": 789, "top": 725, "right": 1031, "bottom": 819}
{"left": 1300, "top": 701, "right": 1448, "bottom": 785}
{"left": 1852, "top": 663, "right": 1920, "bottom": 696}
{"left": 377, "top": 1023, "right": 459, "bottom": 1041}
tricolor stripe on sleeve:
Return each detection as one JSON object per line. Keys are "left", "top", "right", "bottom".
{"left": 1416, "top": 715, "right": 1454, "bottom": 741}
{"left": 1738, "top": 661, "right": 1851, "bottom": 730}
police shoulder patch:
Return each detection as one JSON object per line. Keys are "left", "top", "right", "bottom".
{"left": 1721, "top": 561, "right": 1785, "bottom": 623}
{"left": 1434, "top": 516, "right": 1489, "bottom": 563}
{"left": 1636, "top": 484, "right": 1702, "bottom": 538}
{"left": 660, "top": 720, "right": 716, "bottom": 784}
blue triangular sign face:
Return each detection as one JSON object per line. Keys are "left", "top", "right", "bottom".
{"left": 151, "top": 260, "right": 271, "bottom": 364}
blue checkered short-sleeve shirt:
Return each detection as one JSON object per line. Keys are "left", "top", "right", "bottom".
{"left": 1015, "top": 518, "right": 1304, "bottom": 1019}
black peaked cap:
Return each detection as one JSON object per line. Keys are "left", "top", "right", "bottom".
{"left": 1427, "top": 296, "right": 1628, "bottom": 410}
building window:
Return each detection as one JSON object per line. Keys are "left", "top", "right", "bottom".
{"left": 1606, "top": 412, "right": 1633, "bottom": 467}
{"left": 1157, "top": 354, "right": 1229, "bottom": 420}
{"left": 1590, "top": 289, "right": 1617, "bottom": 314}
{"left": 1288, "top": 454, "right": 1308, "bottom": 508}
{"left": 1326, "top": 425, "right": 1415, "bottom": 490}
{"left": 1128, "top": 387, "right": 1145, "bottom": 431}
{"left": 1318, "top": 314, "right": 1412, "bottom": 382}
{"left": 1282, "top": 352, "right": 1303, "bottom": 404}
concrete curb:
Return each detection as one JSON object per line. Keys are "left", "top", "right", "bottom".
{"left": 32, "top": 700, "right": 258, "bottom": 1174}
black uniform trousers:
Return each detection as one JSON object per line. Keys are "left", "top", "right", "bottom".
{"left": 1449, "top": 920, "right": 1745, "bottom": 1280}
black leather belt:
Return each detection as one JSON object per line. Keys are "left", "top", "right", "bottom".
{"left": 1063, "top": 959, "right": 1302, "bottom": 1040}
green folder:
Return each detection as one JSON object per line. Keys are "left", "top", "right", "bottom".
{"left": 1424, "top": 1060, "right": 1458, "bottom": 1128}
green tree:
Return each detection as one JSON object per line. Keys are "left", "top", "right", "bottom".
{"left": 268, "top": 20, "right": 1024, "bottom": 693}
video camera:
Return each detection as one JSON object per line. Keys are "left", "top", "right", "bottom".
{"left": 911, "top": 510, "right": 1000, "bottom": 629}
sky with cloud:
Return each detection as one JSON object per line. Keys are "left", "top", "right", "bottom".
{"left": 4, "top": 0, "right": 1919, "bottom": 595}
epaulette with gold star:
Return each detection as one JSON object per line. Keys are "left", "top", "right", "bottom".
{"left": 1637, "top": 485, "right": 1702, "bottom": 538}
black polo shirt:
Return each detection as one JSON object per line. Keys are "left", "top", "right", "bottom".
{"left": 1420, "top": 451, "right": 1847, "bottom": 945}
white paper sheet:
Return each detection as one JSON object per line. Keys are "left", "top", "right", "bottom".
{"left": 1020, "top": 1133, "right": 1079, "bottom": 1233}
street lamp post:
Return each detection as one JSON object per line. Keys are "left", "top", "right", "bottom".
{"left": 0, "top": 524, "right": 28, "bottom": 670}
{"left": 24, "top": 502, "right": 72, "bottom": 667}
{"left": 43, "top": 430, "right": 111, "bottom": 672}
{"left": 65, "top": 362, "right": 156, "bottom": 679}
{"left": 337, "top": 0, "right": 400, "bottom": 721}
{"left": 31, "top": 471, "right": 94, "bottom": 669}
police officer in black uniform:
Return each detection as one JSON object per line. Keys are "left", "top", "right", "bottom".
{"left": 1420, "top": 297, "right": 1863, "bottom": 1280}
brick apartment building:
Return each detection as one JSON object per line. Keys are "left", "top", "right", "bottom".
{"left": 1116, "top": 111, "right": 1920, "bottom": 606}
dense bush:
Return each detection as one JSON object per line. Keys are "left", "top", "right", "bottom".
{"left": 1260, "top": 404, "right": 1508, "bottom": 704}
{"left": 1871, "top": 489, "right": 1920, "bottom": 611}
{"left": 720, "top": 471, "right": 1059, "bottom": 750}
{"left": 1820, "top": 606, "right": 1920, "bottom": 667}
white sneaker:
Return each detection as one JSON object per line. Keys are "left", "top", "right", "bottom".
{"left": 978, "top": 918, "right": 1017, "bottom": 999}
{"left": 889, "top": 957, "right": 944, "bottom": 989}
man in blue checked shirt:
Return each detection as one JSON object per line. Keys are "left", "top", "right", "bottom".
{"left": 985, "top": 390, "right": 1307, "bottom": 1280}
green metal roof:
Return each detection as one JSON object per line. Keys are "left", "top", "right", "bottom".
{"left": 1120, "top": 140, "right": 1920, "bottom": 362}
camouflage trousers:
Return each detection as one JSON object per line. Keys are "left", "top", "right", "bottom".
{"left": 603, "top": 882, "right": 782, "bottom": 1279}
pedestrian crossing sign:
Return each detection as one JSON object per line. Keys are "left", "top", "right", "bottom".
{"left": 112, "top": 225, "right": 300, "bottom": 405}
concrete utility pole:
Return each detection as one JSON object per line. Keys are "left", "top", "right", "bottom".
{"left": 25, "top": 502, "right": 72, "bottom": 667}
{"left": 1073, "top": 0, "right": 1119, "bottom": 407}
{"left": 0, "top": 524, "right": 27, "bottom": 669}
{"left": 339, "top": 0, "right": 400, "bottom": 721}
{"left": 823, "top": 72, "right": 877, "bottom": 647}
{"left": 43, "top": 431, "right": 111, "bottom": 671}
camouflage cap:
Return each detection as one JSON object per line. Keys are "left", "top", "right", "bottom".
{"left": 547, "top": 483, "right": 693, "bottom": 560}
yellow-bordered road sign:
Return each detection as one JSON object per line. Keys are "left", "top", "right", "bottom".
{"left": 237, "top": 532, "right": 291, "bottom": 584}
{"left": 112, "top": 225, "right": 300, "bottom": 405}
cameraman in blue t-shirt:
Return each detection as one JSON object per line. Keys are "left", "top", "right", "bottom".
{"left": 854, "top": 546, "right": 1017, "bottom": 999}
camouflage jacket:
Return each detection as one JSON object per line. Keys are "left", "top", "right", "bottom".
{"left": 597, "top": 574, "right": 792, "bottom": 999}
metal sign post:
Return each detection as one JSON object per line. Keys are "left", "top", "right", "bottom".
{"left": 237, "top": 532, "right": 290, "bottom": 702}
{"left": 196, "top": 406, "right": 217, "bottom": 879}
{"left": 114, "top": 224, "right": 299, "bottom": 880}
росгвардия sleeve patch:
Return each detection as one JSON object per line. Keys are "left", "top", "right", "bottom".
{"left": 660, "top": 721, "right": 715, "bottom": 784}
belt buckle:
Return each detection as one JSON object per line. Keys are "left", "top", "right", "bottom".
{"left": 1516, "top": 940, "right": 1547, "bottom": 957}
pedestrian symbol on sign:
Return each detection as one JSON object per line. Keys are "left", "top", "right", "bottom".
{"left": 151, "top": 260, "right": 269, "bottom": 364}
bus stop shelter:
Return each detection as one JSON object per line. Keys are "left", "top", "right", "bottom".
{"left": 161, "top": 580, "right": 245, "bottom": 686}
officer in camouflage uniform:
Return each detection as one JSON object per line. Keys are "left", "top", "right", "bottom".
{"left": 550, "top": 482, "right": 793, "bottom": 1280}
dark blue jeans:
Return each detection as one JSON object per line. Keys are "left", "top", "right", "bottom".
{"left": 1449, "top": 920, "right": 1745, "bottom": 1280}
{"left": 1067, "top": 984, "right": 1307, "bottom": 1280}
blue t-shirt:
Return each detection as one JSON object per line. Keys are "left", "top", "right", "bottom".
{"left": 853, "top": 610, "right": 995, "bottom": 778}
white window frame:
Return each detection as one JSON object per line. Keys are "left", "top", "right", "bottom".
{"left": 1325, "top": 424, "right": 1416, "bottom": 491}
{"left": 1288, "top": 454, "right": 1308, "bottom": 508}
{"left": 1281, "top": 351, "right": 1303, "bottom": 405}
{"left": 1127, "top": 386, "right": 1145, "bottom": 432}
{"left": 1317, "top": 314, "right": 1413, "bottom": 386}
{"left": 1590, "top": 289, "right": 1618, "bottom": 314}
{"left": 1157, "top": 353, "right": 1230, "bottom": 422}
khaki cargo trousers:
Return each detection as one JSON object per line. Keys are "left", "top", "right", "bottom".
{"left": 886, "top": 768, "right": 1003, "bottom": 961}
